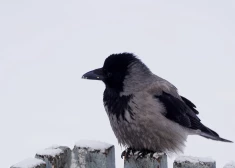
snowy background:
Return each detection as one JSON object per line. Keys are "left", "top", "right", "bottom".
{"left": 0, "top": 1, "right": 234, "bottom": 168}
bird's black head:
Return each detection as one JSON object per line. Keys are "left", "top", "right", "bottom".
{"left": 82, "top": 53, "right": 139, "bottom": 92}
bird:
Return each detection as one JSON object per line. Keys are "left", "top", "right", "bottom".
{"left": 82, "top": 53, "right": 232, "bottom": 158}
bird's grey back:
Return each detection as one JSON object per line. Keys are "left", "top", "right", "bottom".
{"left": 121, "top": 61, "right": 180, "bottom": 99}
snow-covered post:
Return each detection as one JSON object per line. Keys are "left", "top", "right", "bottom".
{"left": 35, "top": 146, "right": 71, "bottom": 168}
{"left": 71, "top": 140, "right": 115, "bottom": 168}
{"left": 173, "top": 156, "right": 216, "bottom": 168}
{"left": 10, "top": 158, "right": 46, "bottom": 168}
{"left": 224, "top": 161, "right": 235, "bottom": 168}
{"left": 124, "top": 153, "right": 168, "bottom": 168}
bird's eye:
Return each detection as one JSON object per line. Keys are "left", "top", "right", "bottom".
{"left": 103, "top": 69, "right": 112, "bottom": 77}
{"left": 107, "top": 72, "right": 112, "bottom": 77}
{"left": 103, "top": 69, "right": 107, "bottom": 74}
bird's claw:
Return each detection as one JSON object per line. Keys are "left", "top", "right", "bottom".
{"left": 121, "top": 150, "right": 126, "bottom": 159}
{"left": 122, "top": 148, "right": 156, "bottom": 160}
{"left": 121, "top": 148, "right": 135, "bottom": 159}
{"left": 136, "top": 149, "right": 155, "bottom": 160}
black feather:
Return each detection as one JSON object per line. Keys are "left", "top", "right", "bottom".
{"left": 181, "top": 96, "right": 199, "bottom": 114}
{"left": 103, "top": 88, "right": 134, "bottom": 122}
{"left": 155, "top": 92, "right": 220, "bottom": 138}
{"left": 102, "top": 53, "right": 139, "bottom": 91}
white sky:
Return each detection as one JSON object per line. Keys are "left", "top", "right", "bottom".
{"left": 0, "top": 1, "right": 234, "bottom": 167}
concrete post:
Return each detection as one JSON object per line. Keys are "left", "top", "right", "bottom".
{"left": 10, "top": 158, "right": 46, "bottom": 168}
{"left": 173, "top": 156, "right": 216, "bottom": 168}
{"left": 224, "top": 161, "right": 235, "bottom": 168}
{"left": 35, "top": 145, "right": 71, "bottom": 168}
{"left": 71, "top": 140, "right": 115, "bottom": 168}
{"left": 124, "top": 152, "right": 168, "bottom": 168}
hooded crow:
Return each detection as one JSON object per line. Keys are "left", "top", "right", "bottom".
{"left": 82, "top": 53, "right": 232, "bottom": 157}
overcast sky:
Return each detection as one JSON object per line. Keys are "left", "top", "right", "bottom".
{"left": 0, "top": 1, "right": 234, "bottom": 168}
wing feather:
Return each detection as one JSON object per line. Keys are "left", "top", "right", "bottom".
{"left": 155, "top": 92, "right": 218, "bottom": 137}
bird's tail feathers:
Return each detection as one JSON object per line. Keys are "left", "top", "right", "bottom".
{"left": 200, "top": 132, "right": 233, "bottom": 143}
{"left": 199, "top": 126, "right": 233, "bottom": 143}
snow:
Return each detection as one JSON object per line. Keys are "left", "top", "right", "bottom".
{"left": 75, "top": 140, "right": 113, "bottom": 152}
{"left": 175, "top": 156, "right": 215, "bottom": 164}
{"left": 153, "top": 152, "right": 165, "bottom": 158}
{"left": 36, "top": 146, "right": 63, "bottom": 157}
{"left": 46, "top": 144, "right": 60, "bottom": 149}
{"left": 224, "top": 161, "right": 235, "bottom": 168}
{"left": 11, "top": 158, "right": 45, "bottom": 168}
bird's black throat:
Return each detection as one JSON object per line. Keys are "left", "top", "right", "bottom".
{"left": 103, "top": 88, "right": 134, "bottom": 122}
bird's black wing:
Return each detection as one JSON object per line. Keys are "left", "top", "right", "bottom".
{"left": 155, "top": 92, "right": 218, "bottom": 136}
{"left": 180, "top": 96, "right": 199, "bottom": 114}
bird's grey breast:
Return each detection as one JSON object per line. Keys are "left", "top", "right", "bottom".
{"left": 103, "top": 88, "right": 142, "bottom": 147}
{"left": 103, "top": 88, "right": 168, "bottom": 149}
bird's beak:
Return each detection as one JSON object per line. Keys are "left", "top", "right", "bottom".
{"left": 82, "top": 68, "right": 104, "bottom": 80}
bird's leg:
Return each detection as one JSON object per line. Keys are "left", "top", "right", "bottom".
{"left": 131, "top": 148, "right": 137, "bottom": 155}
{"left": 149, "top": 151, "right": 155, "bottom": 158}
{"left": 121, "top": 147, "right": 135, "bottom": 159}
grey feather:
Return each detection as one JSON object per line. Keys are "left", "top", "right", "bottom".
{"left": 82, "top": 53, "right": 233, "bottom": 155}
{"left": 104, "top": 60, "right": 232, "bottom": 155}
